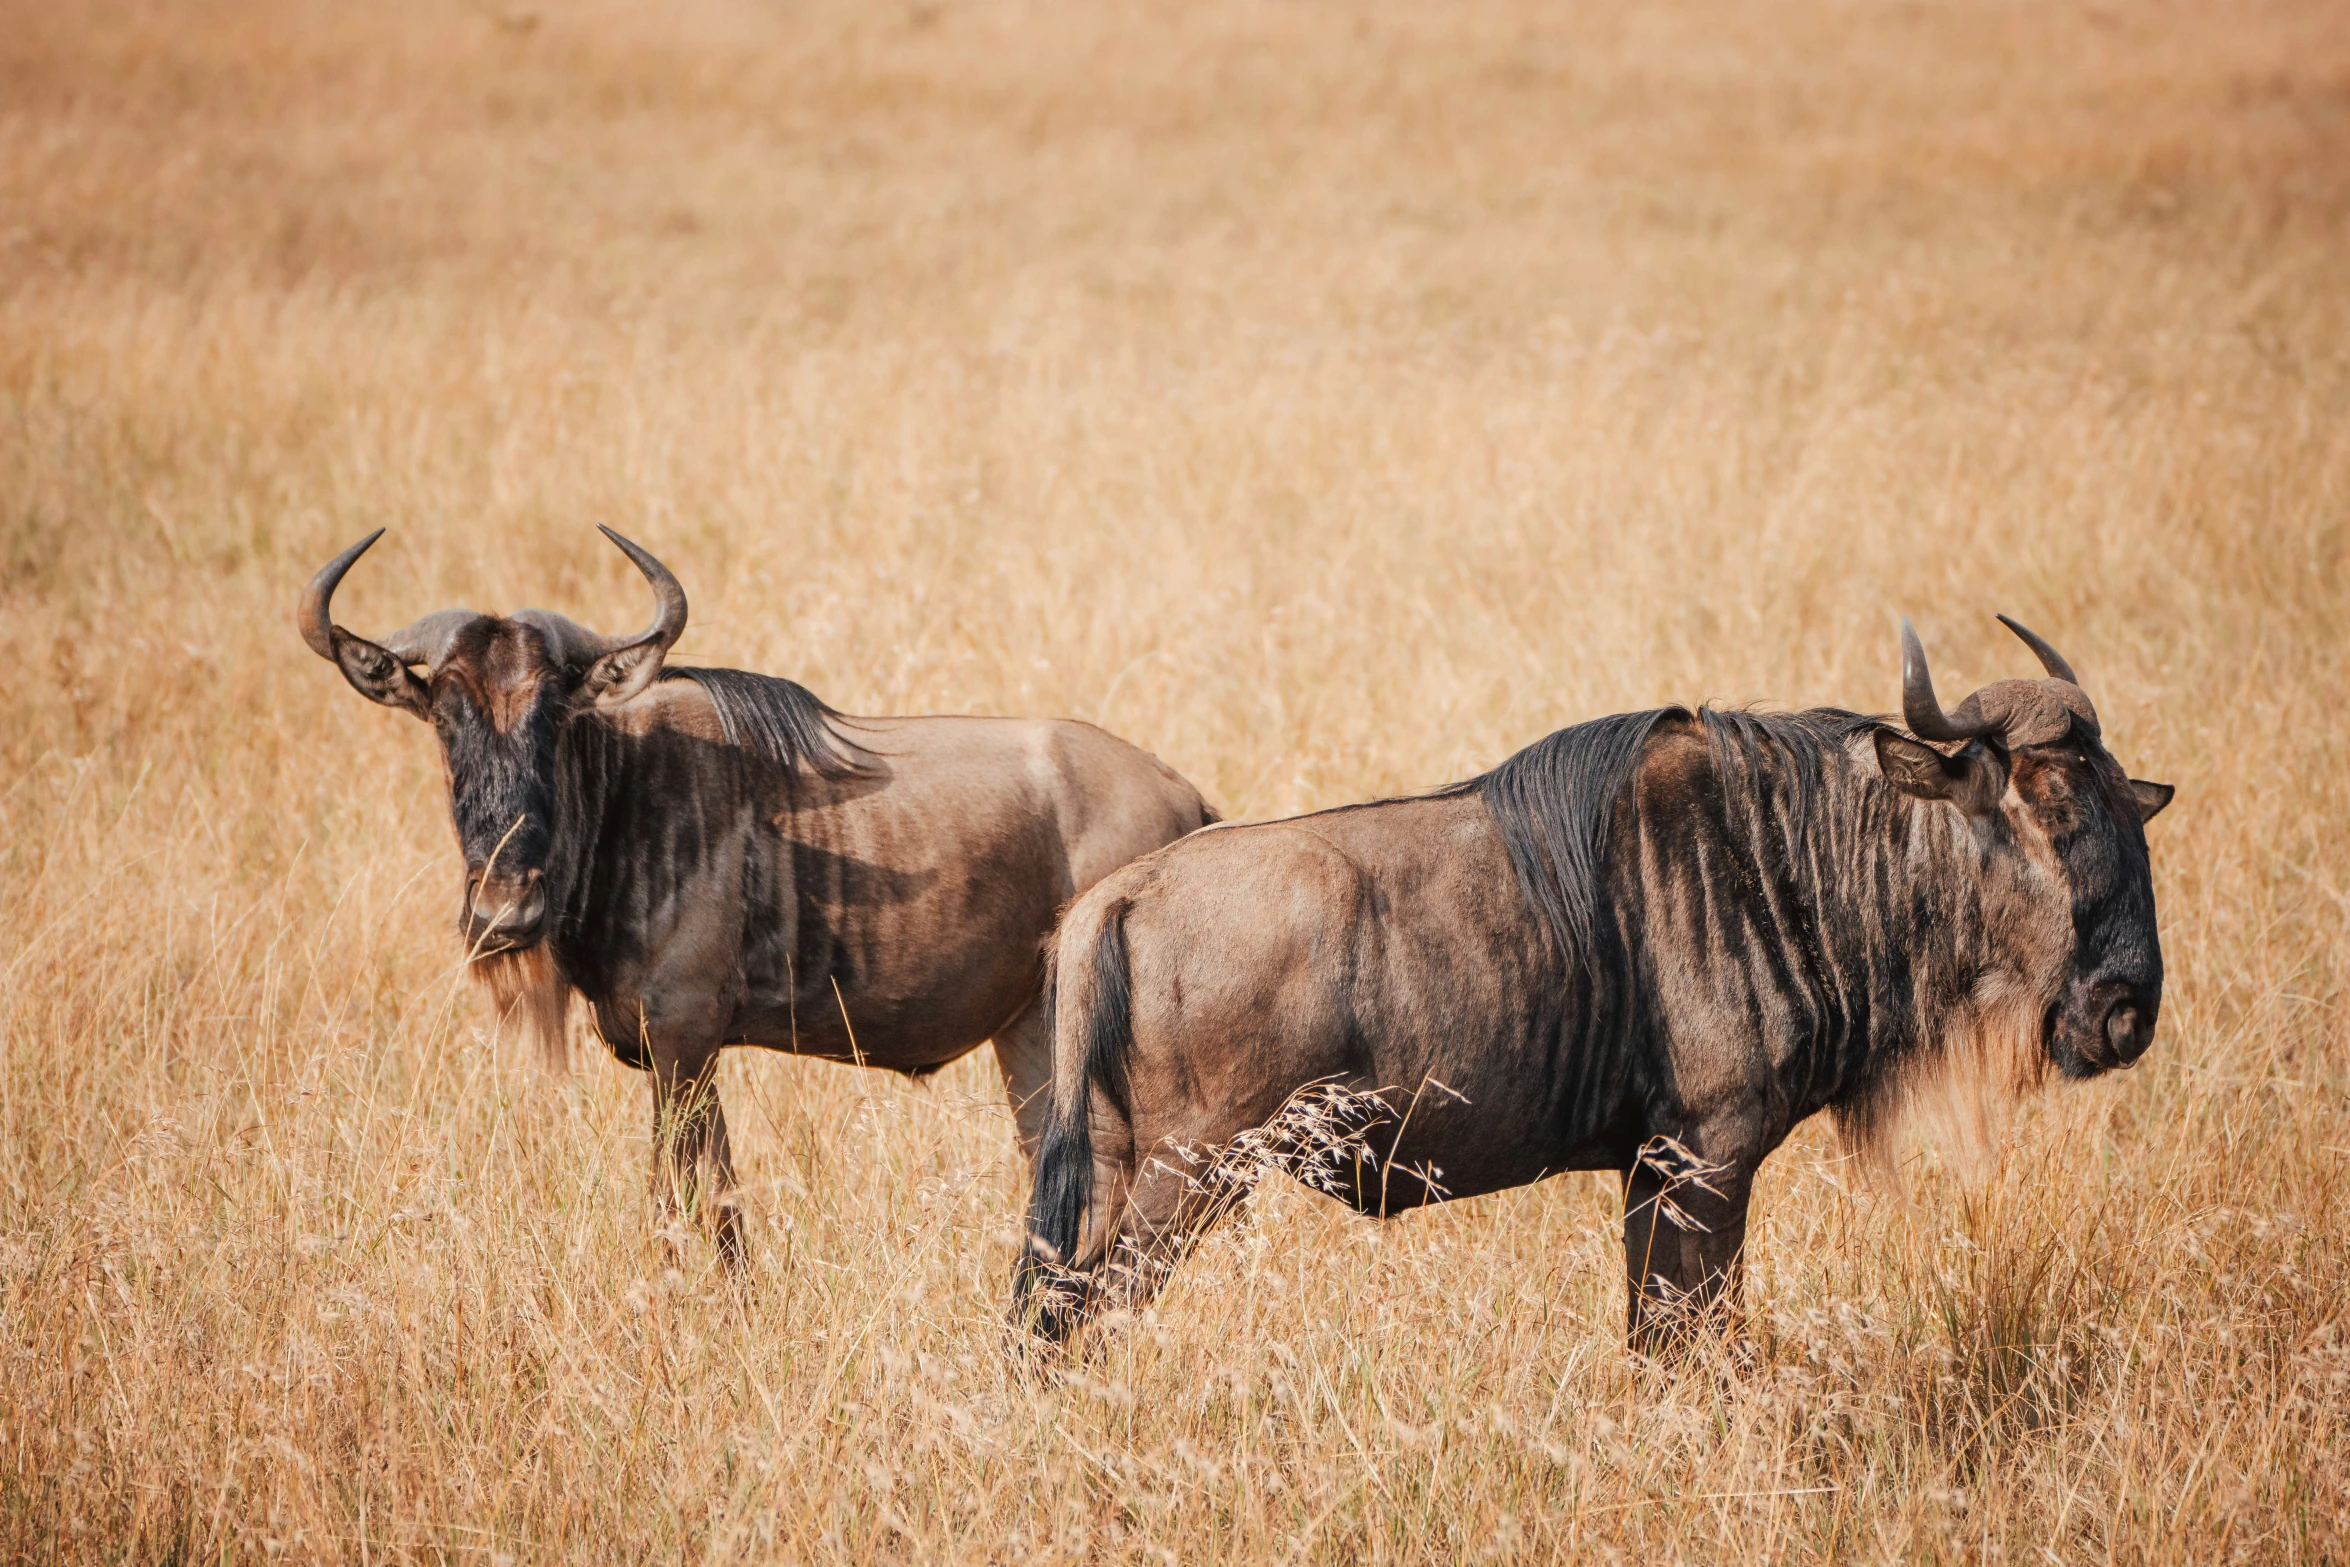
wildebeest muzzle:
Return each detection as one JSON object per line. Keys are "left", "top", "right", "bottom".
{"left": 2052, "top": 973, "right": 2161, "bottom": 1077}
{"left": 466, "top": 867, "right": 549, "bottom": 949}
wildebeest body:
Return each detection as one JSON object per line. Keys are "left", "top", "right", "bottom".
{"left": 1018, "top": 628, "right": 2171, "bottom": 1353}
{"left": 563, "top": 675, "right": 1206, "bottom": 1079}
{"left": 300, "top": 530, "right": 1212, "bottom": 1270}
{"left": 1089, "top": 790, "right": 1633, "bottom": 1208}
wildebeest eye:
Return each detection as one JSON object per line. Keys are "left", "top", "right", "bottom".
{"left": 2009, "top": 751, "right": 2088, "bottom": 833}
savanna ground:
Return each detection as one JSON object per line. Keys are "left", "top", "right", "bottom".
{"left": 3, "top": 0, "right": 2348, "bottom": 1560}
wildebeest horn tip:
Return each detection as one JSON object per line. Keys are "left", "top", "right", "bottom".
{"left": 1900, "top": 616, "right": 1998, "bottom": 743}
{"left": 1995, "top": 613, "right": 2081, "bottom": 687}
{"left": 595, "top": 525, "right": 689, "bottom": 653}
{"left": 298, "top": 528, "right": 387, "bottom": 660}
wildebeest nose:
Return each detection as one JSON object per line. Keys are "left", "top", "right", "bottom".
{"left": 2104, "top": 1000, "right": 2155, "bottom": 1065}
{"left": 470, "top": 871, "right": 546, "bottom": 937}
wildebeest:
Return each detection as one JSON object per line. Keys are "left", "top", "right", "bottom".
{"left": 299, "top": 527, "right": 1213, "bottom": 1267}
{"left": 1014, "top": 617, "right": 2174, "bottom": 1354}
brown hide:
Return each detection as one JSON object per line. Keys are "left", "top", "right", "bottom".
{"left": 299, "top": 531, "right": 1213, "bottom": 1273}
{"left": 1016, "top": 671, "right": 2171, "bottom": 1360}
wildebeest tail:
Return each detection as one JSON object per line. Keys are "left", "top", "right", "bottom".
{"left": 1013, "top": 896, "right": 1134, "bottom": 1343}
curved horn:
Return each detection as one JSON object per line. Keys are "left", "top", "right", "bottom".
{"left": 595, "top": 525, "right": 688, "bottom": 654}
{"left": 1901, "top": 617, "right": 2000, "bottom": 742}
{"left": 1996, "top": 614, "right": 2080, "bottom": 686}
{"left": 297, "top": 529, "right": 386, "bottom": 659}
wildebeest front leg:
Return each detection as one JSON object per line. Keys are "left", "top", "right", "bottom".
{"left": 648, "top": 1041, "right": 746, "bottom": 1278}
{"left": 1621, "top": 1137, "right": 1755, "bottom": 1359}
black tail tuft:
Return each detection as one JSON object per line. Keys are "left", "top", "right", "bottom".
{"left": 1080, "top": 905, "right": 1134, "bottom": 1120}
{"left": 1013, "top": 899, "right": 1133, "bottom": 1344}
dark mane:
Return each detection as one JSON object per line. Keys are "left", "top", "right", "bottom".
{"left": 659, "top": 666, "right": 869, "bottom": 778}
{"left": 1460, "top": 705, "right": 1880, "bottom": 976}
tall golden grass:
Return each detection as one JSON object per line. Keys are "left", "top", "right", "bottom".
{"left": 4, "top": 0, "right": 2347, "bottom": 1558}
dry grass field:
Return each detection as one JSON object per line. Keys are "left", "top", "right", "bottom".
{"left": 4, "top": 0, "right": 2349, "bottom": 1559}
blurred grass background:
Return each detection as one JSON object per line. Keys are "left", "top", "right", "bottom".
{"left": 2, "top": 0, "right": 2346, "bottom": 1559}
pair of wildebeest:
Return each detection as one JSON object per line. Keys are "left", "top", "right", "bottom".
{"left": 301, "top": 529, "right": 2173, "bottom": 1355}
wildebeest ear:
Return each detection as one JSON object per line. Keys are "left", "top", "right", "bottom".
{"left": 583, "top": 638, "right": 668, "bottom": 708}
{"left": 2129, "top": 779, "right": 2176, "bottom": 823}
{"left": 1874, "top": 730, "right": 2003, "bottom": 815}
{"left": 331, "top": 634, "right": 432, "bottom": 719}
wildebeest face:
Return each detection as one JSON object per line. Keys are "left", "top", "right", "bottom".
{"left": 2009, "top": 735, "right": 2173, "bottom": 1077}
{"left": 1886, "top": 617, "right": 2176, "bottom": 1081}
{"left": 427, "top": 617, "right": 571, "bottom": 948}
{"left": 298, "top": 527, "right": 689, "bottom": 952}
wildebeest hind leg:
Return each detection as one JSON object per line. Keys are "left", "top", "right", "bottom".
{"left": 1085, "top": 1136, "right": 1253, "bottom": 1327}
{"left": 649, "top": 1041, "right": 747, "bottom": 1279}
{"left": 989, "top": 997, "right": 1053, "bottom": 1163}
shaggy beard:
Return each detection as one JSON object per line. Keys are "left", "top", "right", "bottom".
{"left": 1836, "top": 991, "right": 2051, "bottom": 1184}
{"left": 474, "top": 945, "right": 572, "bottom": 1073}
